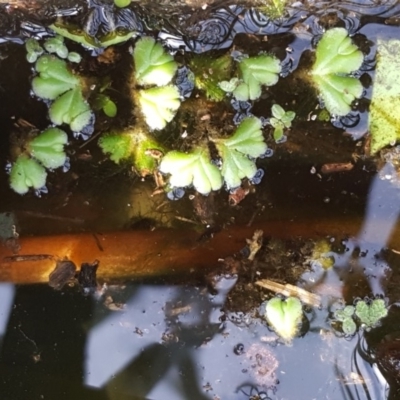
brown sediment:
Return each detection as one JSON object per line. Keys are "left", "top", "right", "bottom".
{"left": 0, "top": 216, "right": 381, "bottom": 284}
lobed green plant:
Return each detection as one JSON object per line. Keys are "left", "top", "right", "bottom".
{"left": 334, "top": 305, "right": 357, "bottom": 335}
{"left": 32, "top": 55, "right": 93, "bottom": 132}
{"left": 269, "top": 104, "right": 295, "bottom": 142}
{"left": 159, "top": 117, "right": 267, "bottom": 194}
{"left": 333, "top": 298, "right": 388, "bottom": 335}
{"left": 310, "top": 27, "right": 364, "bottom": 116}
{"left": 9, "top": 128, "right": 68, "bottom": 194}
{"left": 219, "top": 54, "right": 281, "bottom": 101}
{"left": 355, "top": 298, "right": 388, "bottom": 328}
{"left": 132, "top": 37, "right": 181, "bottom": 131}
{"left": 264, "top": 296, "right": 303, "bottom": 341}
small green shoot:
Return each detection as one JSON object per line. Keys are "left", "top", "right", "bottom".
{"left": 311, "top": 27, "right": 364, "bottom": 116}
{"left": 32, "top": 55, "right": 93, "bottom": 132}
{"left": 25, "top": 39, "right": 44, "bottom": 63}
{"left": 44, "top": 35, "right": 69, "bottom": 59}
{"left": 269, "top": 104, "right": 295, "bottom": 142}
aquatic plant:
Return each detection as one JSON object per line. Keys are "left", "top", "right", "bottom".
{"left": 265, "top": 296, "right": 303, "bottom": 341}
{"left": 99, "top": 128, "right": 165, "bottom": 177}
{"left": 114, "top": 0, "right": 131, "bottom": 7}
{"left": 213, "top": 117, "right": 267, "bottom": 189}
{"left": 159, "top": 117, "right": 267, "bottom": 194}
{"left": 9, "top": 128, "right": 68, "bottom": 194}
{"left": 50, "top": 22, "right": 136, "bottom": 50}
{"left": 369, "top": 38, "right": 400, "bottom": 154}
{"left": 190, "top": 54, "right": 233, "bottom": 101}
{"left": 269, "top": 104, "right": 295, "bottom": 142}
{"left": 310, "top": 27, "right": 364, "bottom": 116}
{"left": 355, "top": 298, "right": 387, "bottom": 328}
{"left": 32, "top": 55, "right": 93, "bottom": 132}
{"left": 27, "top": 127, "right": 68, "bottom": 169}
{"left": 138, "top": 86, "right": 181, "bottom": 131}
{"left": 131, "top": 37, "right": 181, "bottom": 130}
{"left": 133, "top": 37, "right": 177, "bottom": 87}
{"left": 231, "top": 54, "right": 281, "bottom": 101}
{"left": 334, "top": 305, "right": 357, "bottom": 335}
{"left": 159, "top": 147, "right": 223, "bottom": 195}
{"left": 25, "top": 38, "right": 44, "bottom": 63}
{"left": 258, "top": 0, "right": 287, "bottom": 19}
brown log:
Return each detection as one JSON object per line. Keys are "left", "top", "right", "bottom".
{"left": 0, "top": 216, "right": 397, "bottom": 285}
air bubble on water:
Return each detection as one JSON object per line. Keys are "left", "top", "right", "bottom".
{"left": 167, "top": 187, "right": 185, "bottom": 201}
{"left": 259, "top": 148, "right": 273, "bottom": 158}
{"left": 250, "top": 168, "right": 265, "bottom": 185}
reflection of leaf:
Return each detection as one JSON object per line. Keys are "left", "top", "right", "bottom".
{"left": 265, "top": 297, "right": 303, "bottom": 341}
{"left": 134, "top": 37, "right": 177, "bottom": 87}
{"left": 29, "top": 127, "right": 68, "bottom": 169}
{"left": 49, "top": 88, "right": 92, "bottom": 132}
{"left": 159, "top": 148, "right": 223, "bottom": 195}
{"left": 233, "top": 55, "right": 281, "bottom": 101}
{"left": 32, "top": 55, "right": 79, "bottom": 100}
{"left": 311, "top": 28, "right": 363, "bottom": 116}
{"left": 138, "top": 86, "right": 181, "bottom": 130}
{"left": 10, "top": 155, "right": 47, "bottom": 195}
{"left": 214, "top": 117, "right": 267, "bottom": 189}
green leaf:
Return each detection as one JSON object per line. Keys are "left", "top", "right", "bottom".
{"left": 265, "top": 296, "right": 303, "bottom": 341}
{"left": 281, "top": 111, "right": 296, "bottom": 127}
{"left": 334, "top": 305, "right": 355, "bottom": 321}
{"left": 233, "top": 54, "right": 281, "bottom": 101}
{"left": 10, "top": 155, "right": 47, "bottom": 195}
{"left": 134, "top": 37, "right": 177, "bottom": 87}
{"left": 312, "top": 74, "right": 363, "bottom": 116}
{"left": 99, "top": 134, "right": 132, "bottom": 163}
{"left": 25, "top": 38, "right": 43, "bottom": 63}
{"left": 32, "top": 55, "right": 79, "bottom": 100}
{"left": 159, "top": 148, "right": 223, "bottom": 195}
{"left": 369, "top": 38, "right": 400, "bottom": 154}
{"left": 28, "top": 127, "right": 68, "bottom": 169}
{"left": 342, "top": 317, "right": 357, "bottom": 335}
{"left": 214, "top": 117, "right": 267, "bottom": 189}
{"left": 273, "top": 126, "right": 284, "bottom": 142}
{"left": 218, "top": 77, "right": 239, "bottom": 93}
{"left": 138, "top": 86, "right": 181, "bottom": 130}
{"left": 355, "top": 299, "right": 388, "bottom": 328}
{"left": 114, "top": 0, "right": 131, "bottom": 7}
{"left": 49, "top": 88, "right": 92, "bottom": 132}
{"left": 67, "top": 52, "right": 82, "bottom": 63}
{"left": 271, "top": 104, "right": 286, "bottom": 119}
{"left": 311, "top": 28, "right": 364, "bottom": 116}
{"left": 312, "top": 28, "right": 364, "bottom": 76}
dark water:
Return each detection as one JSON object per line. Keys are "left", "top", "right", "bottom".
{"left": 1, "top": 1, "right": 400, "bottom": 399}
